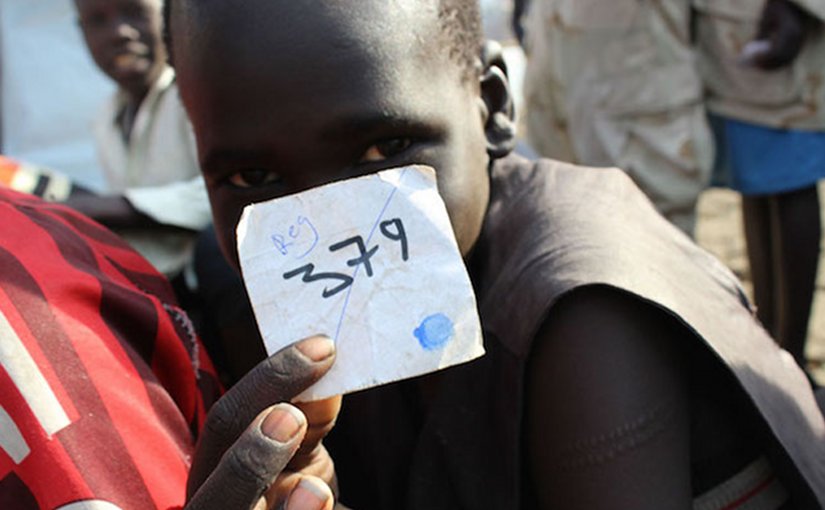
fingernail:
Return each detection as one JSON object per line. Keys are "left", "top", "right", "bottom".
{"left": 261, "top": 404, "right": 304, "bottom": 443}
{"left": 286, "top": 478, "right": 330, "bottom": 510}
{"left": 296, "top": 335, "right": 335, "bottom": 362}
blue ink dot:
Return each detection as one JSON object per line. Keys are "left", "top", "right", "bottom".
{"left": 414, "top": 314, "right": 454, "bottom": 351}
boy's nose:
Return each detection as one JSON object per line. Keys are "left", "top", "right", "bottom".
{"left": 113, "top": 20, "right": 140, "bottom": 41}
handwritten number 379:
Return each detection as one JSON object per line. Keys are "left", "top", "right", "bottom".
{"left": 282, "top": 218, "right": 409, "bottom": 298}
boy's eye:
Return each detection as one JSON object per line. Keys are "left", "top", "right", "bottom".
{"left": 80, "top": 12, "right": 108, "bottom": 27}
{"left": 360, "top": 138, "right": 413, "bottom": 163}
{"left": 122, "top": 4, "right": 146, "bottom": 19}
{"left": 228, "top": 168, "right": 281, "bottom": 188}
{"left": 120, "top": 5, "right": 152, "bottom": 25}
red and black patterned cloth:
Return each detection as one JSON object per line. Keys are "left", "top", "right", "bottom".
{"left": 0, "top": 188, "right": 222, "bottom": 509}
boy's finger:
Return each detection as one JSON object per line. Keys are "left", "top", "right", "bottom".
{"left": 185, "top": 404, "right": 307, "bottom": 510}
{"left": 285, "top": 476, "right": 335, "bottom": 510}
{"left": 188, "top": 335, "right": 335, "bottom": 497}
{"left": 290, "top": 396, "right": 342, "bottom": 465}
{"left": 263, "top": 474, "right": 335, "bottom": 510}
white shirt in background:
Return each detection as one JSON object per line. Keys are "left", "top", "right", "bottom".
{"left": 93, "top": 67, "right": 212, "bottom": 278}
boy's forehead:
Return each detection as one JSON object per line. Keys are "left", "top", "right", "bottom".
{"left": 173, "top": 0, "right": 462, "bottom": 125}
{"left": 175, "top": 0, "right": 443, "bottom": 66}
{"left": 179, "top": 0, "right": 438, "bottom": 26}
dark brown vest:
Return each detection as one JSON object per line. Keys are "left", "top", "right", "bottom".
{"left": 327, "top": 156, "right": 825, "bottom": 509}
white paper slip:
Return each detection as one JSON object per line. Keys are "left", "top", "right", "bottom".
{"left": 236, "top": 165, "right": 485, "bottom": 401}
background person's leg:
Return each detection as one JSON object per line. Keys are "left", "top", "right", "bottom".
{"left": 742, "top": 195, "right": 776, "bottom": 334}
{"left": 772, "top": 185, "right": 821, "bottom": 366}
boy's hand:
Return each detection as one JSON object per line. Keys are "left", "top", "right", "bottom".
{"left": 185, "top": 335, "right": 341, "bottom": 510}
{"left": 742, "top": 0, "right": 813, "bottom": 70}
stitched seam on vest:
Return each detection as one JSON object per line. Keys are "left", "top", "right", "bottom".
{"left": 548, "top": 400, "right": 676, "bottom": 471}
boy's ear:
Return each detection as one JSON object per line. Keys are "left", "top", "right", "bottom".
{"left": 479, "top": 40, "right": 516, "bottom": 160}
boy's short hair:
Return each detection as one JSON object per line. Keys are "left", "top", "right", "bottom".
{"left": 162, "top": 0, "right": 483, "bottom": 81}
{"left": 436, "top": 0, "right": 483, "bottom": 79}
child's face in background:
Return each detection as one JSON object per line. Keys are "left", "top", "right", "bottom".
{"left": 170, "top": 0, "right": 493, "bottom": 268}
{"left": 76, "top": 0, "right": 166, "bottom": 97}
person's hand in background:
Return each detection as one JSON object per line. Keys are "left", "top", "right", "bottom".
{"left": 740, "top": 0, "right": 816, "bottom": 69}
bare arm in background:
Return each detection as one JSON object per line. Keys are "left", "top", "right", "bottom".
{"left": 513, "top": 0, "right": 530, "bottom": 45}
{"left": 743, "top": 0, "right": 820, "bottom": 69}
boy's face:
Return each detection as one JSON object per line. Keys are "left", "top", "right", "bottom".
{"left": 76, "top": 0, "right": 166, "bottom": 97}
{"left": 171, "top": 0, "right": 493, "bottom": 268}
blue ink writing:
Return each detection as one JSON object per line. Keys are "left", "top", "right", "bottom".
{"left": 271, "top": 234, "right": 290, "bottom": 255}
{"left": 414, "top": 314, "right": 454, "bottom": 351}
{"left": 271, "top": 216, "right": 319, "bottom": 259}
{"left": 282, "top": 217, "right": 410, "bottom": 299}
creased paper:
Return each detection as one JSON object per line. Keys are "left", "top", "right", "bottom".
{"left": 237, "top": 166, "right": 484, "bottom": 401}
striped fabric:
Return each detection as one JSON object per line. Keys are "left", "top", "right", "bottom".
{"left": 0, "top": 189, "right": 221, "bottom": 509}
{"left": 693, "top": 457, "right": 788, "bottom": 510}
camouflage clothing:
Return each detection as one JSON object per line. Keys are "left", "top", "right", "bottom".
{"left": 695, "top": 0, "right": 825, "bottom": 130}
{"left": 522, "top": 0, "right": 713, "bottom": 234}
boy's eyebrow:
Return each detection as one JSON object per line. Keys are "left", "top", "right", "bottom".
{"left": 201, "top": 149, "right": 276, "bottom": 169}
{"left": 201, "top": 112, "right": 440, "bottom": 169}
{"left": 320, "top": 112, "right": 434, "bottom": 141}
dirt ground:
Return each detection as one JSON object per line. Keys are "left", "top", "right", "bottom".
{"left": 695, "top": 184, "right": 825, "bottom": 384}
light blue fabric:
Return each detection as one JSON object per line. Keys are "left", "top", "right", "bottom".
{"left": 710, "top": 114, "right": 825, "bottom": 196}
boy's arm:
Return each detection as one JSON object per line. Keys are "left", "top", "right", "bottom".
{"left": 64, "top": 177, "right": 210, "bottom": 232}
{"left": 512, "top": 0, "right": 531, "bottom": 45}
{"left": 63, "top": 192, "right": 162, "bottom": 229}
{"left": 524, "top": 287, "right": 692, "bottom": 510}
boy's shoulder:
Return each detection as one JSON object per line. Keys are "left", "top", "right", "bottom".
{"left": 475, "top": 157, "right": 825, "bottom": 500}
{"left": 476, "top": 154, "right": 747, "bottom": 356}
{"left": 488, "top": 154, "right": 635, "bottom": 205}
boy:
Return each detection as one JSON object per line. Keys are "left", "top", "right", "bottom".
{"left": 166, "top": 0, "right": 825, "bottom": 508}
{"left": 68, "top": 0, "right": 211, "bottom": 281}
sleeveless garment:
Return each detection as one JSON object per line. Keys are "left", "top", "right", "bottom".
{"left": 327, "top": 156, "right": 825, "bottom": 509}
